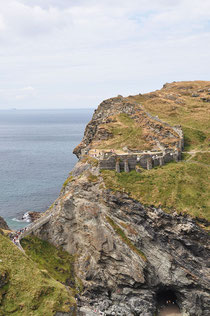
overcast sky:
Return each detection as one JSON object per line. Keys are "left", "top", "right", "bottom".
{"left": 0, "top": 0, "right": 209, "bottom": 109}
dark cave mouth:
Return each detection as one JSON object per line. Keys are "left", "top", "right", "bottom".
{"left": 156, "top": 288, "right": 180, "bottom": 307}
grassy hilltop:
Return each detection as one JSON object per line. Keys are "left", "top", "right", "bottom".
{"left": 100, "top": 81, "right": 210, "bottom": 223}
{"left": 129, "top": 81, "right": 210, "bottom": 152}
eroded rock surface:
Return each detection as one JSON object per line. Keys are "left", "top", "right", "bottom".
{"left": 0, "top": 216, "right": 9, "bottom": 230}
{"left": 33, "top": 161, "right": 210, "bottom": 316}
{"left": 31, "top": 82, "right": 210, "bottom": 315}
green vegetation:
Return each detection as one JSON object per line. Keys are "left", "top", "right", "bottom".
{"left": 102, "top": 161, "right": 210, "bottom": 221}
{"left": 106, "top": 216, "right": 147, "bottom": 261}
{"left": 62, "top": 175, "right": 74, "bottom": 190}
{"left": 182, "top": 126, "right": 208, "bottom": 151}
{"left": 87, "top": 172, "right": 98, "bottom": 183}
{"left": 97, "top": 113, "right": 150, "bottom": 151}
{"left": 181, "top": 152, "right": 192, "bottom": 161}
{"left": 81, "top": 156, "right": 99, "bottom": 167}
{"left": 0, "top": 234, "right": 76, "bottom": 316}
{"left": 130, "top": 81, "right": 210, "bottom": 152}
{"left": 21, "top": 236, "right": 76, "bottom": 287}
{"left": 193, "top": 152, "right": 210, "bottom": 165}
{"left": 97, "top": 82, "right": 210, "bottom": 224}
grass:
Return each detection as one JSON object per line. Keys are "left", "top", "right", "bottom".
{"left": 0, "top": 234, "right": 76, "bottom": 316}
{"left": 81, "top": 156, "right": 99, "bottom": 167}
{"left": 87, "top": 172, "right": 98, "bottom": 183}
{"left": 62, "top": 175, "right": 74, "bottom": 190}
{"left": 193, "top": 152, "right": 210, "bottom": 165}
{"left": 182, "top": 126, "right": 208, "bottom": 151}
{"left": 101, "top": 161, "right": 210, "bottom": 221}
{"left": 106, "top": 216, "right": 147, "bottom": 261}
{"left": 96, "top": 113, "right": 151, "bottom": 151}
{"left": 181, "top": 153, "right": 192, "bottom": 161}
{"left": 97, "top": 81, "right": 210, "bottom": 224}
{"left": 129, "top": 81, "right": 210, "bottom": 152}
{"left": 21, "top": 236, "right": 76, "bottom": 288}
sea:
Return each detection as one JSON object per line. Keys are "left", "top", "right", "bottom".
{"left": 0, "top": 109, "right": 93, "bottom": 230}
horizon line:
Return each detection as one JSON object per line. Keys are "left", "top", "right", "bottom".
{"left": 0, "top": 108, "right": 95, "bottom": 111}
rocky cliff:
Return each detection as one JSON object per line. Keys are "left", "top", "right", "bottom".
{"left": 0, "top": 216, "right": 9, "bottom": 230}
{"left": 32, "top": 81, "right": 210, "bottom": 316}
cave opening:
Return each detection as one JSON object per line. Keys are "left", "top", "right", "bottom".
{"left": 156, "top": 288, "right": 178, "bottom": 306}
{"left": 156, "top": 288, "right": 182, "bottom": 315}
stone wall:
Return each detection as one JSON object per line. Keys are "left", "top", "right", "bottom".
{"left": 99, "top": 150, "right": 179, "bottom": 172}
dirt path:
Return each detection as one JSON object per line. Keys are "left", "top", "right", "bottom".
{"left": 183, "top": 150, "right": 210, "bottom": 154}
{"left": 182, "top": 150, "right": 210, "bottom": 165}
{"left": 159, "top": 305, "right": 181, "bottom": 316}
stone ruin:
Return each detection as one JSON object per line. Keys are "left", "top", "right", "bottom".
{"left": 97, "top": 148, "right": 182, "bottom": 173}
{"left": 77, "top": 96, "right": 184, "bottom": 173}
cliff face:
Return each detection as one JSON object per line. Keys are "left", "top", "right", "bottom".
{"left": 0, "top": 216, "right": 9, "bottom": 230}
{"left": 33, "top": 81, "right": 210, "bottom": 316}
{"left": 34, "top": 161, "right": 210, "bottom": 316}
{"left": 73, "top": 96, "right": 183, "bottom": 159}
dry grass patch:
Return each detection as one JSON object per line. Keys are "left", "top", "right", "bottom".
{"left": 95, "top": 113, "right": 151, "bottom": 151}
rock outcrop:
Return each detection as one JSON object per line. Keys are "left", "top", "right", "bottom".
{"left": 73, "top": 96, "right": 183, "bottom": 160}
{"left": 0, "top": 216, "right": 9, "bottom": 230}
{"left": 33, "top": 161, "right": 210, "bottom": 316}
{"left": 28, "top": 211, "right": 42, "bottom": 222}
{"left": 29, "top": 81, "right": 210, "bottom": 315}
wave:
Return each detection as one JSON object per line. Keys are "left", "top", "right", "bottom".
{"left": 12, "top": 211, "right": 31, "bottom": 223}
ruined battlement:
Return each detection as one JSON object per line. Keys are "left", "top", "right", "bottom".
{"left": 88, "top": 148, "right": 181, "bottom": 173}
{"left": 75, "top": 93, "right": 184, "bottom": 172}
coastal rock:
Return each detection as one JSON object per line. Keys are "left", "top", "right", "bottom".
{"left": 33, "top": 162, "right": 210, "bottom": 316}
{"left": 28, "top": 211, "right": 42, "bottom": 222}
{"left": 29, "top": 81, "right": 210, "bottom": 315}
{"left": 0, "top": 216, "right": 9, "bottom": 230}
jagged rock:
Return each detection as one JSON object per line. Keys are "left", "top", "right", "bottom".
{"left": 30, "top": 82, "right": 210, "bottom": 315}
{"left": 33, "top": 162, "right": 210, "bottom": 316}
{"left": 55, "top": 308, "right": 77, "bottom": 316}
{"left": 0, "top": 216, "right": 9, "bottom": 230}
{"left": 200, "top": 97, "right": 210, "bottom": 102}
{"left": 28, "top": 211, "right": 42, "bottom": 222}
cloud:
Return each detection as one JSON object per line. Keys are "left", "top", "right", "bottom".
{"left": 0, "top": 0, "right": 209, "bottom": 109}
{"left": 22, "top": 86, "right": 35, "bottom": 92}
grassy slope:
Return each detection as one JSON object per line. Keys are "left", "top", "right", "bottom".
{"left": 101, "top": 81, "right": 210, "bottom": 222}
{"left": 0, "top": 234, "right": 76, "bottom": 316}
{"left": 102, "top": 161, "right": 209, "bottom": 221}
{"left": 21, "top": 236, "right": 76, "bottom": 288}
{"left": 129, "top": 81, "right": 210, "bottom": 152}
{"left": 95, "top": 113, "right": 151, "bottom": 151}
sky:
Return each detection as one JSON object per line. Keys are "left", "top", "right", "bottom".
{"left": 0, "top": 0, "right": 210, "bottom": 109}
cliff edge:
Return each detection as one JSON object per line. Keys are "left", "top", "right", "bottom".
{"left": 27, "top": 81, "right": 210, "bottom": 316}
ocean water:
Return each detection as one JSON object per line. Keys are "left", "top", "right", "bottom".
{"left": 0, "top": 109, "right": 93, "bottom": 230}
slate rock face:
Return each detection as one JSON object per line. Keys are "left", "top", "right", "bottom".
{"left": 73, "top": 96, "right": 138, "bottom": 158}
{"left": 33, "top": 161, "right": 210, "bottom": 316}
{"left": 31, "top": 83, "right": 210, "bottom": 315}
{"left": 0, "top": 216, "right": 9, "bottom": 230}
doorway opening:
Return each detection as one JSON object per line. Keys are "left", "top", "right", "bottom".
{"left": 156, "top": 288, "right": 181, "bottom": 315}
